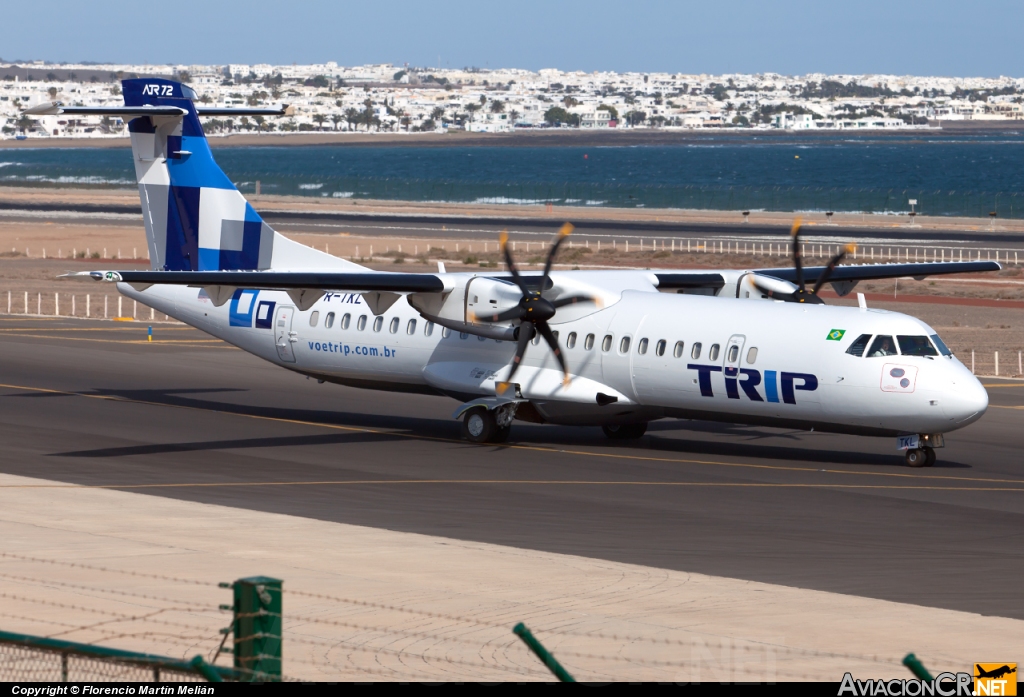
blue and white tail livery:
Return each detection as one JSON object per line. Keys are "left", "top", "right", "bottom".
{"left": 124, "top": 78, "right": 361, "bottom": 274}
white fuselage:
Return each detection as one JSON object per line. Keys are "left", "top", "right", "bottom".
{"left": 122, "top": 278, "right": 988, "bottom": 438}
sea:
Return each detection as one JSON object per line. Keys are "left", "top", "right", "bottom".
{"left": 2, "top": 133, "right": 1024, "bottom": 218}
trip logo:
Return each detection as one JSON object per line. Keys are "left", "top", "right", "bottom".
{"left": 688, "top": 364, "right": 817, "bottom": 404}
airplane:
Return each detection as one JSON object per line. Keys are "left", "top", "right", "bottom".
{"left": 34, "top": 78, "right": 1000, "bottom": 467}
{"left": 975, "top": 665, "right": 1017, "bottom": 680}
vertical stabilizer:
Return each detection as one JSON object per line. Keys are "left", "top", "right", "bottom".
{"left": 123, "top": 78, "right": 364, "bottom": 273}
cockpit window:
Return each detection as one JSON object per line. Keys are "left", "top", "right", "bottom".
{"left": 846, "top": 333, "right": 872, "bottom": 357}
{"left": 930, "top": 334, "right": 952, "bottom": 356}
{"left": 898, "top": 335, "right": 939, "bottom": 357}
{"left": 866, "top": 335, "right": 897, "bottom": 357}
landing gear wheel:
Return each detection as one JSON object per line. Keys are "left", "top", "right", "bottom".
{"left": 923, "top": 446, "right": 936, "bottom": 467}
{"left": 905, "top": 448, "right": 927, "bottom": 468}
{"left": 462, "top": 407, "right": 503, "bottom": 444}
{"left": 602, "top": 423, "right": 648, "bottom": 440}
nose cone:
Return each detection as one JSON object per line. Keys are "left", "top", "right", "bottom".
{"left": 950, "top": 374, "right": 989, "bottom": 427}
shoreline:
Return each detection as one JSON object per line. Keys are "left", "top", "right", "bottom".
{"left": 1, "top": 121, "right": 1022, "bottom": 150}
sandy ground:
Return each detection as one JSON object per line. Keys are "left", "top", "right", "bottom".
{"left": 1, "top": 470, "right": 1018, "bottom": 682}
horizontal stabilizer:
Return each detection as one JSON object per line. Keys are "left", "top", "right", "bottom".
{"left": 23, "top": 102, "right": 290, "bottom": 117}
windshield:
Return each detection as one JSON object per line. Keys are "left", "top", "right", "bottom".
{"left": 898, "top": 335, "right": 939, "bottom": 357}
{"left": 930, "top": 333, "right": 953, "bottom": 356}
{"left": 866, "top": 335, "right": 897, "bottom": 357}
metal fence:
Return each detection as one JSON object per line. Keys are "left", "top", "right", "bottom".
{"left": 0, "top": 631, "right": 229, "bottom": 682}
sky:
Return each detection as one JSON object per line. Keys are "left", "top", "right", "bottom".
{"left": 1, "top": 0, "right": 1021, "bottom": 77}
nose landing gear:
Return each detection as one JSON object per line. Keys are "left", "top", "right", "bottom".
{"left": 905, "top": 447, "right": 936, "bottom": 468}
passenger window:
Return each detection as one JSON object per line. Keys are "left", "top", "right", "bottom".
{"left": 309, "top": 311, "right": 319, "bottom": 327}
{"left": 460, "top": 332, "right": 468, "bottom": 339}
{"left": 898, "top": 335, "right": 939, "bottom": 357}
{"left": 691, "top": 342, "right": 702, "bottom": 359}
{"left": 585, "top": 333, "right": 595, "bottom": 350}
{"left": 373, "top": 316, "right": 384, "bottom": 332}
{"left": 930, "top": 333, "right": 952, "bottom": 356}
{"left": 709, "top": 344, "right": 720, "bottom": 361}
{"left": 552, "top": 331, "right": 559, "bottom": 343}
{"left": 727, "top": 345, "right": 739, "bottom": 362}
{"left": 673, "top": 341, "right": 684, "bottom": 358}
{"left": 656, "top": 339, "right": 666, "bottom": 357}
{"left": 567, "top": 332, "right": 577, "bottom": 349}
{"left": 602, "top": 335, "right": 613, "bottom": 352}
{"left": 389, "top": 317, "right": 399, "bottom": 334}
{"left": 619, "top": 337, "right": 631, "bottom": 354}
{"left": 746, "top": 347, "right": 758, "bottom": 364}
{"left": 407, "top": 319, "right": 417, "bottom": 335}
{"left": 356, "top": 315, "right": 367, "bottom": 331}
{"left": 424, "top": 321, "right": 434, "bottom": 336}
{"left": 325, "top": 312, "right": 335, "bottom": 329}
{"left": 846, "top": 333, "right": 872, "bottom": 357}
{"left": 867, "top": 335, "right": 897, "bottom": 357}
{"left": 532, "top": 333, "right": 542, "bottom": 345}
{"left": 341, "top": 313, "right": 351, "bottom": 330}
{"left": 637, "top": 338, "right": 648, "bottom": 355}
{"left": 441, "top": 327, "right": 451, "bottom": 338}
{"left": 478, "top": 334, "right": 486, "bottom": 341}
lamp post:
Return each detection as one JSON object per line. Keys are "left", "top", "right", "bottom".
{"left": 908, "top": 198, "right": 918, "bottom": 227}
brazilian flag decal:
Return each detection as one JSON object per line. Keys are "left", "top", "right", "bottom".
{"left": 827, "top": 329, "right": 846, "bottom": 341}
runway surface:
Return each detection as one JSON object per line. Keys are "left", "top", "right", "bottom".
{"left": 1, "top": 316, "right": 1022, "bottom": 619}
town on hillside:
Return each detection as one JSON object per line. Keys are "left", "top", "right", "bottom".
{"left": 2, "top": 61, "right": 1023, "bottom": 138}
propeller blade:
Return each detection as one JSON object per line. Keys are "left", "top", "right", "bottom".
{"left": 811, "top": 243, "right": 857, "bottom": 295}
{"left": 790, "top": 218, "right": 805, "bottom": 291}
{"left": 471, "top": 306, "right": 527, "bottom": 323}
{"left": 550, "top": 294, "right": 600, "bottom": 309}
{"left": 535, "top": 320, "right": 571, "bottom": 387}
{"left": 503, "top": 322, "right": 535, "bottom": 385}
{"left": 540, "top": 223, "right": 574, "bottom": 287}
{"left": 500, "top": 229, "right": 528, "bottom": 295}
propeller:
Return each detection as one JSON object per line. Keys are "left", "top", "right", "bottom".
{"left": 470, "top": 223, "right": 599, "bottom": 389}
{"left": 749, "top": 218, "right": 857, "bottom": 303}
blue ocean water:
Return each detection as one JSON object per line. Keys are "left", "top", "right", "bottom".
{"left": 2, "top": 133, "right": 1023, "bottom": 217}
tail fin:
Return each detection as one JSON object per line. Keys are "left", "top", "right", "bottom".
{"left": 123, "top": 78, "right": 363, "bottom": 272}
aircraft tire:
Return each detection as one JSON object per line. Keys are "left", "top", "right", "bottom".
{"left": 905, "top": 448, "right": 928, "bottom": 467}
{"left": 462, "top": 407, "right": 498, "bottom": 444}
{"left": 923, "top": 447, "right": 936, "bottom": 467}
{"left": 602, "top": 423, "right": 648, "bottom": 440}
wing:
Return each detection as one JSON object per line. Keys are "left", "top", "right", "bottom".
{"left": 757, "top": 261, "right": 1001, "bottom": 286}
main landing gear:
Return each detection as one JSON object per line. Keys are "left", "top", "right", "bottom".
{"left": 461, "top": 405, "right": 514, "bottom": 444}
{"left": 602, "top": 423, "right": 648, "bottom": 440}
{"left": 905, "top": 447, "right": 936, "bottom": 468}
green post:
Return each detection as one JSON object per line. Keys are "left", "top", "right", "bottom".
{"left": 189, "top": 655, "right": 223, "bottom": 682}
{"left": 903, "top": 653, "right": 934, "bottom": 681}
{"left": 232, "top": 576, "right": 282, "bottom": 681}
{"left": 513, "top": 622, "right": 575, "bottom": 682}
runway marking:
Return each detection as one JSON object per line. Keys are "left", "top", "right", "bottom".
{"left": 991, "top": 405, "right": 1024, "bottom": 410}
{"left": 0, "top": 333, "right": 234, "bottom": 347}
{"left": 0, "top": 327, "right": 196, "bottom": 332}
{"left": 982, "top": 383, "right": 1024, "bottom": 388}
{"left": 0, "top": 480, "right": 1022, "bottom": 492}
{"left": 1, "top": 380, "right": 1023, "bottom": 488}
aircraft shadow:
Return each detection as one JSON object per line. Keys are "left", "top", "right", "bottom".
{"left": 51, "top": 431, "right": 397, "bottom": 459}
{"left": 47, "top": 386, "right": 971, "bottom": 470}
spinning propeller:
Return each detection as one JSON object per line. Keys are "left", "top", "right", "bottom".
{"left": 749, "top": 219, "right": 857, "bottom": 304}
{"left": 470, "top": 223, "right": 599, "bottom": 388}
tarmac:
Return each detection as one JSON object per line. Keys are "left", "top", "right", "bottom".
{"left": 0, "top": 316, "right": 1022, "bottom": 679}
